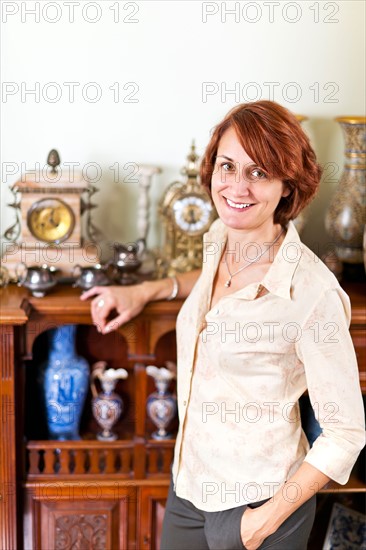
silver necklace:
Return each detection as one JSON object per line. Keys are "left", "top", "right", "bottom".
{"left": 224, "top": 228, "right": 284, "bottom": 288}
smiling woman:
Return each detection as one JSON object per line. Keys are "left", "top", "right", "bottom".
{"left": 82, "top": 100, "right": 365, "bottom": 550}
{"left": 200, "top": 100, "right": 322, "bottom": 227}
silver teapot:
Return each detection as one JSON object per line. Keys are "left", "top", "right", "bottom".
{"left": 109, "top": 240, "right": 144, "bottom": 285}
{"left": 15, "top": 263, "right": 58, "bottom": 297}
{"left": 72, "top": 263, "right": 111, "bottom": 291}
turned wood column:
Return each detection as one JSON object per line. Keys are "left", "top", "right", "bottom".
{"left": 0, "top": 288, "right": 28, "bottom": 549}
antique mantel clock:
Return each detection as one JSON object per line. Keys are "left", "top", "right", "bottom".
{"left": 2, "top": 149, "right": 102, "bottom": 279}
{"left": 159, "top": 142, "right": 216, "bottom": 274}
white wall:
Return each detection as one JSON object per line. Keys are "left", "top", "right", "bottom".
{"left": 1, "top": 0, "right": 365, "bottom": 260}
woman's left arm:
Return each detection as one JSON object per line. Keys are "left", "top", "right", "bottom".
{"left": 240, "top": 462, "right": 330, "bottom": 549}
{"left": 241, "top": 287, "right": 366, "bottom": 550}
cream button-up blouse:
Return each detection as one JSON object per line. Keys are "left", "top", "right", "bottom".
{"left": 171, "top": 219, "right": 365, "bottom": 512}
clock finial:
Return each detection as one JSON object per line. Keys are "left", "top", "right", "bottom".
{"left": 181, "top": 140, "right": 199, "bottom": 180}
{"left": 47, "top": 149, "right": 61, "bottom": 174}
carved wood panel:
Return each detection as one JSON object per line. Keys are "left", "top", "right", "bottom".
{"left": 31, "top": 493, "right": 133, "bottom": 549}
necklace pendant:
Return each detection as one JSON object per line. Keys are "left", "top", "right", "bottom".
{"left": 224, "top": 280, "right": 231, "bottom": 288}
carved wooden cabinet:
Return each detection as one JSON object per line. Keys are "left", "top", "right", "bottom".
{"left": 0, "top": 283, "right": 365, "bottom": 550}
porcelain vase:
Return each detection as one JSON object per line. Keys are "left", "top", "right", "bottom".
{"left": 41, "top": 325, "right": 89, "bottom": 440}
{"left": 146, "top": 366, "right": 177, "bottom": 440}
{"left": 90, "top": 362, "right": 128, "bottom": 441}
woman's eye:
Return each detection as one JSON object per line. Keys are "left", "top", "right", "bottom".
{"left": 251, "top": 168, "right": 266, "bottom": 179}
{"left": 221, "top": 162, "right": 235, "bottom": 172}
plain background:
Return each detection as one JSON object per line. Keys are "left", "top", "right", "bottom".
{"left": 1, "top": 0, "right": 365, "bottom": 260}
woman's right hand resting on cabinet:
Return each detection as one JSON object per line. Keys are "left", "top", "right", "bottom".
{"left": 80, "top": 269, "right": 201, "bottom": 334}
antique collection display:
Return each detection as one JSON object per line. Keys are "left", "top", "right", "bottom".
{"left": 325, "top": 117, "right": 366, "bottom": 268}
{"left": 2, "top": 149, "right": 102, "bottom": 279}
{"left": 159, "top": 142, "right": 216, "bottom": 274}
{"left": 90, "top": 361, "right": 129, "bottom": 441}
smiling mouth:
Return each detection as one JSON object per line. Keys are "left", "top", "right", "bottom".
{"left": 225, "top": 197, "right": 255, "bottom": 210}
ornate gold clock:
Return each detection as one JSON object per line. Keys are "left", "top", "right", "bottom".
{"left": 2, "top": 149, "right": 102, "bottom": 279}
{"left": 159, "top": 142, "right": 216, "bottom": 274}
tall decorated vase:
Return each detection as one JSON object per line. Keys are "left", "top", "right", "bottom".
{"left": 325, "top": 117, "right": 366, "bottom": 269}
{"left": 40, "top": 325, "right": 89, "bottom": 440}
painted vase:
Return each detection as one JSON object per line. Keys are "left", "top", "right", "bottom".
{"left": 41, "top": 325, "right": 89, "bottom": 440}
{"left": 146, "top": 366, "right": 177, "bottom": 440}
{"left": 325, "top": 117, "right": 366, "bottom": 264}
{"left": 90, "top": 361, "right": 128, "bottom": 441}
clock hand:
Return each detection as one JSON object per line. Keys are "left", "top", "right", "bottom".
{"left": 49, "top": 209, "right": 59, "bottom": 228}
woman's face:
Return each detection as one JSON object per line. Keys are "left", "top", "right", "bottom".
{"left": 211, "top": 127, "right": 290, "bottom": 232}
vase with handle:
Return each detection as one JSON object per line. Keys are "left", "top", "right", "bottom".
{"left": 146, "top": 365, "right": 177, "bottom": 440}
{"left": 90, "top": 361, "right": 128, "bottom": 441}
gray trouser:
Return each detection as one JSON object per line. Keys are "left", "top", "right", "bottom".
{"left": 161, "top": 478, "right": 316, "bottom": 550}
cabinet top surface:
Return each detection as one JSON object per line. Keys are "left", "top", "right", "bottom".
{"left": 0, "top": 282, "right": 365, "bottom": 326}
{"left": 0, "top": 284, "right": 183, "bottom": 325}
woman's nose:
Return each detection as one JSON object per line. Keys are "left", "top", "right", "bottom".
{"left": 231, "top": 170, "right": 251, "bottom": 196}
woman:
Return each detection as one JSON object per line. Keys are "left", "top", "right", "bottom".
{"left": 81, "top": 101, "right": 365, "bottom": 550}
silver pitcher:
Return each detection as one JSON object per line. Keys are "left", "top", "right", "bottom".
{"left": 15, "top": 263, "right": 58, "bottom": 297}
{"left": 109, "top": 240, "right": 144, "bottom": 285}
{"left": 72, "top": 263, "right": 111, "bottom": 291}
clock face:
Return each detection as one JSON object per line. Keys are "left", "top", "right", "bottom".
{"left": 27, "top": 198, "right": 75, "bottom": 243}
{"left": 172, "top": 195, "right": 213, "bottom": 235}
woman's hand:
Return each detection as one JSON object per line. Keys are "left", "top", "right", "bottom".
{"left": 240, "top": 506, "right": 277, "bottom": 550}
{"left": 80, "top": 284, "right": 149, "bottom": 334}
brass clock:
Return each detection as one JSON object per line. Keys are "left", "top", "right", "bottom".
{"left": 27, "top": 197, "right": 75, "bottom": 244}
{"left": 172, "top": 195, "right": 213, "bottom": 235}
{"left": 159, "top": 142, "right": 216, "bottom": 274}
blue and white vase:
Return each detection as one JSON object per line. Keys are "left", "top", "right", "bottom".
{"left": 40, "top": 325, "right": 89, "bottom": 440}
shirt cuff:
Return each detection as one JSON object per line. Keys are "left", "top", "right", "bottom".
{"left": 303, "top": 432, "right": 366, "bottom": 485}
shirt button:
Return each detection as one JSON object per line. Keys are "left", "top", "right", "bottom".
{"left": 183, "top": 400, "right": 187, "bottom": 406}
{"left": 214, "top": 308, "right": 220, "bottom": 315}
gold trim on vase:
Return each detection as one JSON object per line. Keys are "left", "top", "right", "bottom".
{"left": 335, "top": 116, "right": 366, "bottom": 124}
{"left": 345, "top": 163, "right": 366, "bottom": 170}
{"left": 295, "top": 115, "right": 308, "bottom": 122}
{"left": 346, "top": 152, "right": 366, "bottom": 157}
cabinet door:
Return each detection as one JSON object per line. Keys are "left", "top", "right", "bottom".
{"left": 26, "top": 484, "right": 136, "bottom": 550}
{"left": 138, "top": 485, "right": 169, "bottom": 550}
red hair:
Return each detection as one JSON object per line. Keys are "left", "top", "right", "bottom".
{"left": 200, "top": 100, "right": 322, "bottom": 226}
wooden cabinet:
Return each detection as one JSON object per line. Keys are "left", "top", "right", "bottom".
{"left": 0, "top": 283, "right": 365, "bottom": 549}
{"left": 137, "top": 485, "right": 169, "bottom": 550}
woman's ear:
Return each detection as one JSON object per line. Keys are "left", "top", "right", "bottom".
{"left": 282, "top": 183, "right": 291, "bottom": 198}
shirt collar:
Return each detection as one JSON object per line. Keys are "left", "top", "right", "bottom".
{"left": 203, "top": 219, "right": 302, "bottom": 301}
